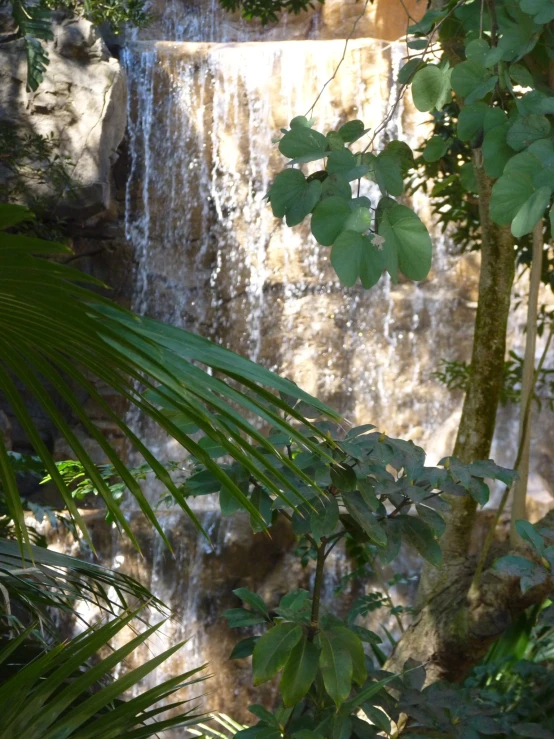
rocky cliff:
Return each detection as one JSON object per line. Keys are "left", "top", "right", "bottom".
{"left": 0, "top": 12, "right": 126, "bottom": 216}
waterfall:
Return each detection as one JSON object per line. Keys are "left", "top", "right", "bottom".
{"left": 122, "top": 37, "right": 467, "bottom": 462}
{"left": 70, "top": 0, "right": 553, "bottom": 725}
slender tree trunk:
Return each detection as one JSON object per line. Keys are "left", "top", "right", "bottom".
{"left": 510, "top": 222, "right": 543, "bottom": 543}
{"left": 418, "top": 153, "right": 515, "bottom": 602}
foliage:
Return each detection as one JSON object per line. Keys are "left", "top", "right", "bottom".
{"left": 219, "top": 0, "right": 321, "bottom": 24}
{"left": 406, "top": 1, "right": 554, "bottom": 256}
{"left": 433, "top": 351, "right": 554, "bottom": 410}
{"left": 0, "top": 202, "right": 339, "bottom": 550}
{"left": 11, "top": 0, "right": 53, "bottom": 91}
{"left": 267, "top": 116, "right": 432, "bottom": 289}
{"left": 0, "top": 123, "right": 74, "bottom": 218}
{"left": 0, "top": 609, "right": 207, "bottom": 737}
{"left": 174, "top": 413, "right": 522, "bottom": 732}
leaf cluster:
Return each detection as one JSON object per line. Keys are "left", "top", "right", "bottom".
{"left": 267, "top": 117, "right": 432, "bottom": 290}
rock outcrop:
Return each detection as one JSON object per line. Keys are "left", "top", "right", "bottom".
{"left": 0, "top": 14, "right": 126, "bottom": 216}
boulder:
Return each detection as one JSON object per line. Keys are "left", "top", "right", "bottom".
{"left": 0, "top": 16, "right": 126, "bottom": 216}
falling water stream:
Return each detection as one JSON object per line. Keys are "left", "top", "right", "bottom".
{"left": 66, "top": 0, "right": 554, "bottom": 726}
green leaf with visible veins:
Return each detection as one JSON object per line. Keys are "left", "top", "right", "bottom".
{"left": 318, "top": 630, "right": 353, "bottom": 707}
{"left": 280, "top": 635, "right": 320, "bottom": 706}
{"left": 252, "top": 623, "right": 302, "bottom": 685}
{"left": 397, "top": 514, "right": 443, "bottom": 567}
{"left": 378, "top": 204, "right": 432, "bottom": 282}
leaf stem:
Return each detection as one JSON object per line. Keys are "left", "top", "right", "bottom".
{"left": 308, "top": 542, "right": 326, "bottom": 640}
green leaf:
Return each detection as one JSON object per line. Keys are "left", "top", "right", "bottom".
{"left": 411, "top": 65, "right": 450, "bottom": 112}
{"left": 408, "top": 8, "right": 444, "bottom": 34}
{"left": 515, "top": 519, "right": 545, "bottom": 554}
{"left": 327, "top": 149, "right": 370, "bottom": 181}
{"left": 252, "top": 623, "right": 302, "bottom": 685}
{"left": 318, "top": 630, "right": 352, "bottom": 707}
{"left": 482, "top": 123, "right": 513, "bottom": 178}
{"left": 321, "top": 173, "right": 352, "bottom": 200}
{"left": 248, "top": 704, "right": 280, "bottom": 726}
{"left": 286, "top": 180, "right": 322, "bottom": 227}
{"left": 415, "top": 504, "right": 446, "bottom": 537}
{"left": 511, "top": 186, "right": 551, "bottom": 237}
{"left": 280, "top": 636, "right": 319, "bottom": 706}
{"left": 344, "top": 207, "right": 371, "bottom": 233}
{"left": 331, "top": 231, "right": 386, "bottom": 289}
{"left": 310, "top": 494, "right": 339, "bottom": 543}
{"left": 465, "top": 38, "right": 490, "bottom": 63}
{"left": 310, "top": 196, "right": 351, "bottom": 246}
{"left": 374, "top": 150, "right": 404, "bottom": 196}
{"left": 398, "top": 58, "right": 424, "bottom": 85}
{"left": 451, "top": 59, "right": 488, "bottom": 98}
{"left": 279, "top": 127, "right": 328, "bottom": 160}
{"left": 507, "top": 115, "right": 551, "bottom": 152}
{"left": 268, "top": 169, "right": 308, "bottom": 218}
{"left": 224, "top": 608, "right": 267, "bottom": 628}
{"left": 0, "top": 204, "right": 34, "bottom": 230}
{"left": 423, "top": 135, "right": 448, "bottom": 162}
{"left": 290, "top": 115, "right": 313, "bottom": 129}
{"left": 378, "top": 204, "right": 432, "bottom": 282}
{"left": 233, "top": 588, "right": 270, "bottom": 619}
{"left": 338, "top": 120, "right": 368, "bottom": 144}
{"left": 484, "top": 47, "right": 504, "bottom": 67}
{"left": 230, "top": 637, "right": 258, "bottom": 659}
{"left": 490, "top": 172, "right": 535, "bottom": 225}
{"left": 459, "top": 161, "right": 477, "bottom": 192}
{"left": 329, "top": 626, "right": 367, "bottom": 686}
{"left": 397, "top": 514, "right": 443, "bottom": 566}
{"left": 342, "top": 490, "right": 387, "bottom": 547}
{"left": 509, "top": 63, "right": 534, "bottom": 87}
{"left": 220, "top": 485, "right": 243, "bottom": 515}
{"left": 465, "top": 75, "right": 498, "bottom": 105}
{"left": 361, "top": 705, "right": 391, "bottom": 735}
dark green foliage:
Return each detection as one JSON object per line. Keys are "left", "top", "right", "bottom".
{"left": 433, "top": 351, "right": 554, "bottom": 411}
{"left": 219, "top": 0, "right": 322, "bottom": 24}
{"left": 267, "top": 118, "right": 431, "bottom": 289}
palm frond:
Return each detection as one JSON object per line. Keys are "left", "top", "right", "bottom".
{"left": 0, "top": 538, "right": 167, "bottom": 629}
{"left": 0, "top": 608, "right": 207, "bottom": 738}
{"left": 0, "top": 204, "right": 341, "bottom": 549}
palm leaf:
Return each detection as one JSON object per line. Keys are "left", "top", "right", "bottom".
{"left": 0, "top": 609, "right": 207, "bottom": 738}
{"left": 0, "top": 538, "right": 167, "bottom": 628}
{"left": 0, "top": 204, "right": 341, "bottom": 549}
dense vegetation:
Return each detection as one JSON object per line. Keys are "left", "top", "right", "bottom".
{"left": 2, "top": 0, "right": 554, "bottom": 736}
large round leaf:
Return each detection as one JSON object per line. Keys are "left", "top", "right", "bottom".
{"left": 507, "top": 114, "right": 551, "bottom": 152}
{"left": 457, "top": 102, "right": 488, "bottom": 141}
{"left": 490, "top": 172, "right": 535, "bottom": 225}
{"left": 286, "top": 179, "right": 322, "bottom": 227}
{"left": 331, "top": 231, "right": 386, "bottom": 289}
{"left": 279, "top": 127, "right": 328, "bottom": 160}
{"left": 344, "top": 207, "right": 371, "bottom": 233}
{"left": 411, "top": 65, "right": 445, "bottom": 112}
{"left": 511, "top": 186, "right": 552, "bottom": 238}
{"left": 321, "top": 173, "right": 352, "bottom": 200}
{"left": 451, "top": 59, "right": 487, "bottom": 98}
{"left": 378, "top": 204, "right": 432, "bottom": 282}
{"left": 268, "top": 169, "right": 307, "bottom": 218}
{"left": 482, "top": 124, "right": 513, "bottom": 179}
{"left": 310, "top": 196, "right": 351, "bottom": 246}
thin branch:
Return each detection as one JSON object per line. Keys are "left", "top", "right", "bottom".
{"left": 510, "top": 219, "right": 544, "bottom": 543}
{"left": 304, "top": 0, "right": 371, "bottom": 118}
{"left": 308, "top": 542, "right": 326, "bottom": 640}
{"left": 470, "top": 319, "right": 554, "bottom": 591}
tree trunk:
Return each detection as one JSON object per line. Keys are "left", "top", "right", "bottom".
{"left": 390, "top": 153, "right": 516, "bottom": 680}
{"left": 418, "top": 154, "right": 515, "bottom": 604}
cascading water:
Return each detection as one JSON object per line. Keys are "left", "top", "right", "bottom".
{"left": 69, "top": 0, "right": 554, "bottom": 725}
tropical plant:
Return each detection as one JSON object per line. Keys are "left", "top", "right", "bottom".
{"left": 0, "top": 609, "right": 208, "bottom": 738}
{"left": 267, "top": 0, "right": 554, "bottom": 683}
{"left": 0, "top": 202, "right": 339, "bottom": 551}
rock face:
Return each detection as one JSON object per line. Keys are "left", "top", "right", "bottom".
{"left": 0, "top": 15, "right": 126, "bottom": 215}
{"left": 134, "top": 0, "right": 425, "bottom": 43}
